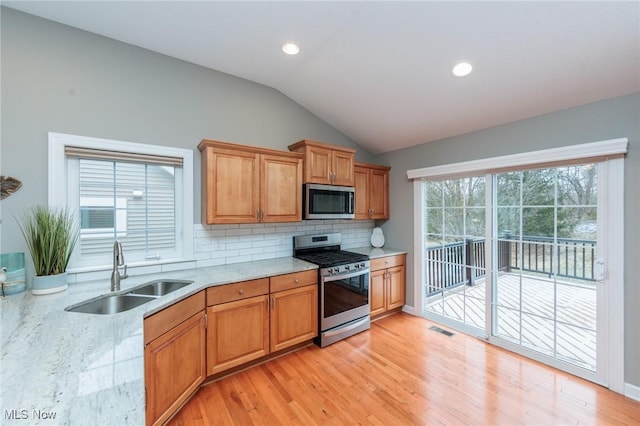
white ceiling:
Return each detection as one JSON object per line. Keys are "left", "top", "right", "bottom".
{"left": 4, "top": 1, "right": 640, "bottom": 154}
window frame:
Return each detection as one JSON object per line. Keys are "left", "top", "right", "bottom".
{"left": 48, "top": 132, "right": 194, "bottom": 273}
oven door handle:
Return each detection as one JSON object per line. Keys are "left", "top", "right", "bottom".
{"left": 322, "top": 316, "right": 369, "bottom": 338}
{"left": 323, "top": 268, "right": 369, "bottom": 282}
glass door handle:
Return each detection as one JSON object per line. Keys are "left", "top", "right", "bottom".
{"left": 594, "top": 259, "right": 605, "bottom": 281}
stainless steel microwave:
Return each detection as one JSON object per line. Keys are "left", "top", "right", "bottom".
{"left": 304, "top": 183, "right": 355, "bottom": 220}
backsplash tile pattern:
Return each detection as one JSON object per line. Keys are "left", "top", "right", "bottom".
{"left": 69, "top": 220, "right": 375, "bottom": 283}
{"left": 193, "top": 220, "right": 375, "bottom": 268}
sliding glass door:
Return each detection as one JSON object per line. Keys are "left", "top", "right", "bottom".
{"left": 422, "top": 163, "right": 607, "bottom": 384}
{"left": 491, "top": 164, "right": 600, "bottom": 376}
{"left": 423, "top": 176, "right": 487, "bottom": 335}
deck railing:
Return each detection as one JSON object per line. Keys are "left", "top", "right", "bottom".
{"left": 426, "top": 235, "right": 596, "bottom": 296}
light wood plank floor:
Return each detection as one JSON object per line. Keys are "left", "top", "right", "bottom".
{"left": 426, "top": 273, "right": 597, "bottom": 369}
{"left": 169, "top": 313, "right": 639, "bottom": 425}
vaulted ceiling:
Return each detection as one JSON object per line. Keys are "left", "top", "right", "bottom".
{"left": 4, "top": 1, "right": 639, "bottom": 154}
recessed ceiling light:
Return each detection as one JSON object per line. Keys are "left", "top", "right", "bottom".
{"left": 452, "top": 62, "right": 473, "bottom": 77}
{"left": 282, "top": 43, "right": 300, "bottom": 55}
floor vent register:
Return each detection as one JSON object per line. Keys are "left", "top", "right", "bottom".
{"left": 429, "top": 325, "right": 454, "bottom": 337}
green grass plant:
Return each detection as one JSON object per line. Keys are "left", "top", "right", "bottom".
{"left": 17, "top": 206, "right": 79, "bottom": 276}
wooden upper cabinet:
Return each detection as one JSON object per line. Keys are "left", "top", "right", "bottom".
{"left": 261, "top": 154, "right": 303, "bottom": 222}
{"left": 198, "top": 140, "right": 302, "bottom": 224}
{"left": 354, "top": 162, "right": 390, "bottom": 220}
{"left": 288, "top": 139, "right": 355, "bottom": 186}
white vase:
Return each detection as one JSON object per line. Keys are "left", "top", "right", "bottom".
{"left": 370, "top": 227, "right": 385, "bottom": 248}
{"left": 32, "top": 272, "right": 68, "bottom": 295}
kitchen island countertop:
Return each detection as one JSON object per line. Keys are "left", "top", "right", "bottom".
{"left": 0, "top": 257, "right": 317, "bottom": 425}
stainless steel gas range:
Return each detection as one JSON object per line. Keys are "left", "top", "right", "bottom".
{"left": 293, "top": 233, "right": 370, "bottom": 347}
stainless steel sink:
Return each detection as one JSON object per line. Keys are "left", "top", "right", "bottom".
{"left": 65, "top": 294, "right": 156, "bottom": 315}
{"left": 126, "top": 279, "right": 193, "bottom": 296}
{"left": 65, "top": 279, "right": 194, "bottom": 314}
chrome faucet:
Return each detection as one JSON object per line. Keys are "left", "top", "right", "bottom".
{"left": 110, "top": 241, "right": 128, "bottom": 292}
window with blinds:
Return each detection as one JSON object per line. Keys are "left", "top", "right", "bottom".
{"left": 77, "top": 158, "right": 177, "bottom": 254}
{"left": 65, "top": 146, "right": 185, "bottom": 269}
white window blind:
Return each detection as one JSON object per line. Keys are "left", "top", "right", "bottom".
{"left": 49, "top": 132, "right": 193, "bottom": 272}
{"left": 71, "top": 157, "right": 178, "bottom": 264}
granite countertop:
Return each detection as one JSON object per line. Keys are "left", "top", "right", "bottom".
{"left": 350, "top": 246, "right": 407, "bottom": 259}
{"left": 0, "top": 257, "right": 317, "bottom": 425}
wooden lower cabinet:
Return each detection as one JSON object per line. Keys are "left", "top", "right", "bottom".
{"left": 144, "top": 301, "right": 206, "bottom": 426}
{"left": 370, "top": 254, "right": 406, "bottom": 318}
{"left": 206, "top": 295, "right": 270, "bottom": 375}
{"left": 270, "top": 284, "right": 318, "bottom": 352}
{"left": 144, "top": 272, "right": 318, "bottom": 424}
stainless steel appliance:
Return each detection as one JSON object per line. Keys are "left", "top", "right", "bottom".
{"left": 293, "top": 233, "right": 370, "bottom": 347}
{"left": 304, "top": 183, "right": 355, "bottom": 220}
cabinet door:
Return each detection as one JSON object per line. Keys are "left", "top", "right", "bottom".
{"left": 270, "top": 284, "right": 318, "bottom": 352}
{"left": 332, "top": 150, "right": 355, "bottom": 186}
{"left": 261, "top": 154, "right": 302, "bottom": 222}
{"left": 203, "top": 148, "right": 260, "bottom": 224}
{"left": 207, "top": 295, "right": 269, "bottom": 375}
{"left": 370, "top": 269, "right": 387, "bottom": 317}
{"left": 353, "top": 166, "right": 370, "bottom": 220}
{"left": 145, "top": 311, "right": 206, "bottom": 426}
{"left": 369, "top": 168, "right": 389, "bottom": 219}
{"left": 305, "top": 144, "right": 332, "bottom": 184}
{"left": 386, "top": 265, "right": 406, "bottom": 311}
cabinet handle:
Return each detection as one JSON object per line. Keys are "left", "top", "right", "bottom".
{"left": 238, "top": 289, "right": 244, "bottom": 295}
{"left": 271, "top": 296, "right": 275, "bottom": 310}
{"left": 294, "top": 278, "right": 299, "bottom": 283}
{"left": 256, "top": 209, "right": 261, "bottom": 221}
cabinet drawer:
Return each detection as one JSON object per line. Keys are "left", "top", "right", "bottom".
{"left": 370, "top": 254, "right": 406, "bottom": 271}
{"left": 270, "top": 270, "right": 317, "bottom": 293}
{"left": 144, "top": 291, "right": 205, "bottom": 345}
{"left": 207, "top": 278, "right": 269, "bottom": 306}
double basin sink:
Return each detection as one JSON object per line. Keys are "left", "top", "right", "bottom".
{"left": 65, "top": 279, "right": 194, "bottom": 315}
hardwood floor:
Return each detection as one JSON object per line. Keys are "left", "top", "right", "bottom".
{"left": 169, "top": 313, "right": 640, "bottom": 425}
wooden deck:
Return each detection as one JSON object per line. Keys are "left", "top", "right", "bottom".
{"left": 425, "top": 272, "right": 597, "bottom": 370}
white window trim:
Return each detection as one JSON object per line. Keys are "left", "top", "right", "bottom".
{"left": 409, "top": 137, "right": 627, "bottom": 394}
{"left": 48, "top": 132, "right": 194, "bottom": 272}
{"left": 407, "top": 137, "right": 628, "bottom": 180}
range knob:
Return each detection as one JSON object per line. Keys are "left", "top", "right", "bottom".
{"left": 344, "top": 264, "right": 350, "bottom": 271}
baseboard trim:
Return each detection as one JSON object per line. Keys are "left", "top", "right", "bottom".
{"left": 401, "top": 305, "right": 416, "bottom": 315}
{"left": 625, "top": 382, "right": 640, "bottom": 401}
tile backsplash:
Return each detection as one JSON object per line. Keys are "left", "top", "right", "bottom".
{"left": 69, "top": 220, "right": 375, "bottom": 283}
{"left": 193, "top": 220, "right": 375, "bottom": 268}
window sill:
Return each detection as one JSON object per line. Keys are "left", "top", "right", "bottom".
{"left": 68, "top": 258, "right": 196, "bottom": 284}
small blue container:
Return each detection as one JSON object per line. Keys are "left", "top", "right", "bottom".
{"left": 1, "top": 252, "right": 27, "bottom": 295}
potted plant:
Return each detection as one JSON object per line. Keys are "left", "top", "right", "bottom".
{"left": 17, "top": 206, "right": 79, "bottom": 295}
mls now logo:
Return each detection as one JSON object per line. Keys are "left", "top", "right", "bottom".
{"left": 5, "top": 409, "right": 57, "bottom": 420}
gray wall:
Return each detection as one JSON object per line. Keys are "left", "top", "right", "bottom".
{"left": 375, "top": 92, "right": 640, "bottom": 387}
{"left": 0, "top": 7, "right": 374, "bottom": 252}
